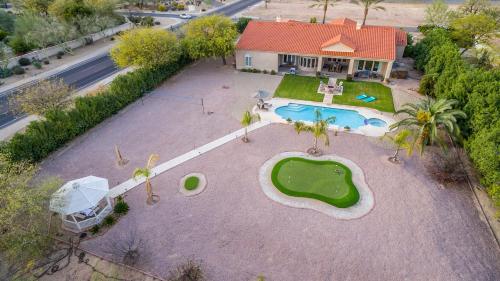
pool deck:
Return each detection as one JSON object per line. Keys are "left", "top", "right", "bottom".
{"left": 256, "top": 98, "right": 394, "bottom": 137}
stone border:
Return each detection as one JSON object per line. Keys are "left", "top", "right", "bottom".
{"left": 259, "top": 152, "right": 375, "bottom": 220}
{"left": 179, "top": 173, "right": 207, "bottom": 196}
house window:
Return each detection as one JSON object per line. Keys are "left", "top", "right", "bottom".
{"left": 283, "top": 54, "right": 296, "bottom": 64}
{"left": 357, "top": 60, "right": 364, "bottom": 70}
{"left": 299, "top": 57, "right": 317, "bottom": 68}
{"left": 364, "top": 61, "right": 373, "bottom": 71}
{"left": 244, "top": 54, "right": 252, "bottom": 67}
{"left": 373, "top": 62, "right": 379, "bottom": 72}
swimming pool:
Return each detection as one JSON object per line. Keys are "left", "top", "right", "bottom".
{"left": 275, "top": 103, "right": 387, "bottom": 129}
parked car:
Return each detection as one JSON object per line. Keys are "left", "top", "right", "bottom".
{"left": 179, "top": 13, "right": 192, "bottom": 19}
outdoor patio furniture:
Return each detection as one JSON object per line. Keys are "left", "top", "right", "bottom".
{"left": 289, "top": 67, "right": 297, "bottom": 75}
{"left": 363, "top": 96, "right": 376, "bottom": 103}
{"left": 257, "top": 99, "right": 272, "bottom": 110}
{"left": 356, "top": 94, "right": 368, "bottom": 100}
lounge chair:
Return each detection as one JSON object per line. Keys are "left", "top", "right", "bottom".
{"left": 363, "top": 96, "right": 376, "bottom": 103}
{"left": 356, "top": 94, "right": 368, "bottom": 100}
{"left": 257, "top": 99, "right": 271, "bottom": 110}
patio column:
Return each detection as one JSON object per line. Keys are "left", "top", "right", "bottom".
{"left": 347, "top": 59, "right": 355, "bottom": 76}
{"left": 384, "top": 61, "right": 393, "bottom": 83}
{"left": 316, "top": 57, "right": 322, "bottom": 72}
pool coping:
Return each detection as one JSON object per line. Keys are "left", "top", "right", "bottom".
{"left": 259, "top": 152, "right": 375, "bottom": 220}
{"left": 255, "top": 98, "right": 395, "bottom": 137}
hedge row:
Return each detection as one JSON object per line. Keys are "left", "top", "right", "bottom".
{"left": 408, "top": 27, "right": 499, "bottom": 210}
{"left": 1, "top": 55, "right": 191, "bottom": 163}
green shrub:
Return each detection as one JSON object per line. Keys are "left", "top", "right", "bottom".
{"left": 12, "top": 65, "right": 25, "bottom": 75}
{"left": 114, "top": 198, "right": 129, "bottom": 215}
{"left": 0, "top": 67, "right": 12, "bottom": 78}
{"left": 262, "top": 70, "right": 267, "bottom": 74}
{"left": 18, "top": 57, "right": 31, "bottom": 66}
{"left": 184, "top": 176, "right": 199, "bottom": 191}
{"left": 270, "top": 70, "right": 276, "bottom": 75}
{"left": 236, "top": 17, "right": 251, "bottom": 33}
{"left": 0, "top": 29, "right": 8, "bottom": 41}
{"left": 2, "top": 55, "right": 192, "bottom": 162}
{"left": 102, "top": 215, "right": 115, "bottom": 226}
{"left": 310, "top": 17, "right": 317, "bottom": 23}
{"left": 32, "top": 60, "right": 42, "bottom": 69}
{"left": 90, "top": 225, "right": 100, "bottom": 234}
{"left": 8, "top": 36, "right": 36, "bottom": 54}
{"left": 158, "top": 4, "right": 167, "bottom": 11}
{"left": 56, "top": 51, "right": 64, "bottom": 59}
{"left": 252, "top": 68, "right": 260, "bottom": 73}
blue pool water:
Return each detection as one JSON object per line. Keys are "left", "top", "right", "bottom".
{"left": 275, "top": 103, "right": 387, "bottom": 129}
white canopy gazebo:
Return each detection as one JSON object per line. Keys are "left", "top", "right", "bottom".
{"left": 50, "top": 176, "right": 112, "bottom": 232}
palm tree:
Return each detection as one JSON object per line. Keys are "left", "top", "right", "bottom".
{"left": 351, "top": 0, "right": 386, "bottom": 26}
{"left": 383, "top": 129, "right": 414, "bottom": 163}
{"left": 294, "top": 110, "right": 335, "bottom": 155}
{"left": 389, "top": 99, "right": 466, "bottom": 155}
{"left": 241, "top": 110, "right": 260, "bottom": 143}
{"left": 309, "top": 0, "right": 339, "bottom": 24}
{"left": 133, "top": 154, "right": 160, "bottom": 205}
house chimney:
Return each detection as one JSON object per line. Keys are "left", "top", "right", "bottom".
{"left": 276, "top": 15, "right": 282, "bottom": 22}
{"left": 356, "top": 21, "right": 362, "bottom": 30}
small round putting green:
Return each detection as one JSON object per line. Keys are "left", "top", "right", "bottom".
{"left": 271, "top": 157, "right": 360, "bottom": 208}
{"left": 184, "top": 176, "right": 200, "bottom": 191}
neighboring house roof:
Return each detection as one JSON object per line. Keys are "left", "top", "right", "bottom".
{"left": 328, "top": 17, "right": 357, "bottom": 27}
{"left": 236, "top": 18, "right": 407, "bottom": 61}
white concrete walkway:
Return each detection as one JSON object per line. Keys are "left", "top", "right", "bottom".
{"left": 108, "top": 120, "right": 271, "bottom": 198}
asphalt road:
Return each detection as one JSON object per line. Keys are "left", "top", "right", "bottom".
{"left": 0, "top": 0, "right": 262, "bottom": 128}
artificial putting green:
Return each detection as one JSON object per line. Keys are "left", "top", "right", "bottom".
{"left": 184, "top": 176, "right": 200, "bottom": 191}
{"left": 271, "top": 157, "right": 360, "bottom": 208}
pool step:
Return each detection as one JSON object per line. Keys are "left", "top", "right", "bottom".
{"left": 286, "top": 103, "right": 306, "bottom": 111}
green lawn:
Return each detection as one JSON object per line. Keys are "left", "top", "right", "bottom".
{"left": 274, "top": 74, "right": 395, "bottom": 112}
{"left": 271, "top": 157, "right": 360, "bottom": 208}
{"left": 184, "top": 176, "right": 200, "bottom": 190}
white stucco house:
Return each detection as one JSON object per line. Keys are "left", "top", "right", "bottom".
{"left": 235, "top": 18, "right": 407, "bottom": 81}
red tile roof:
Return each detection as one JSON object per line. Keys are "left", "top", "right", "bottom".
{"left": 321, "top": 34, "right": 356, "bottom": 50}
{"left": 236, "top": 18, "right": 406, "bottom": 61}
{"left": 328, "top": 18, "right": 357, "bottom": 27}
{"left": 395, "top": 29, "right": 407, "bottom": 46}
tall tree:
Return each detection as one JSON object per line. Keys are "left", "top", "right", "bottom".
{"left": 459, "top": 0, "right": 492, "bottom": 15}
{"left": 450, "top": 13, "right": 498, "bottom": 54}
{"left": 9, "top": 79, "right": 72, "bottom": 116}
{"left": 351, "top": 0, "right": 386, "bottom": 26}
{"left": 0, "top": 154, "right": 61, "bottom": 278}
{"left": 309, "top": 0, "right": 339, "bottom": 24}
{"left": 111, "top": 27, "right": 179, "bottom": 69}
{"left": 390, "top": 99, "right": 466, "bottom": 154}
{"left": 425, "top": 0, "right": 450, "bottom": 27}
{"left": 182, "top": 15, "right": 238, "bottom": 65}
{"left": 294, "top": 110, "right": 335, "bottom": 155}
{"left": 133, "top": 154, "right": 160, "bottom": 205}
